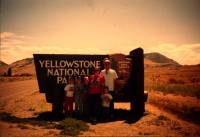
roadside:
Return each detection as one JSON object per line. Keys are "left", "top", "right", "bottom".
{"left": 0, "top": 80, "right": 200, "bottom": 136}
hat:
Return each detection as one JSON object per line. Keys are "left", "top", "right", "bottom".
{"left": 104, "top": 58, "right": 111, "bottom": 63}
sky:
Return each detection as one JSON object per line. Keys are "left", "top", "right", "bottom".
{"left": 0, "top": 0, "right": 200, "bottom": 65}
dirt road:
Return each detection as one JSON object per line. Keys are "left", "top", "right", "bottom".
{"left": 0, "top": 80, "right": 38, "bottom": 100}
{"left": 0, "top": 80, "right": 200, "bottom": 136}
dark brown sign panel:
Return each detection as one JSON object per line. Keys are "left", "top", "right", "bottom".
{"left": 33, "top": 54, "right": 133, "bottom": 102}
{"left": 34, "top": 54, "right": 108, "bottom": 101}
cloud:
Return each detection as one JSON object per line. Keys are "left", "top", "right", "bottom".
{"left": 146, "top": 43, "right": 200, "bottom": 65}
{"left": 191, "top": 46, "right": 200, "bottom": 53}
{"left": 1, "top": 32, "right": 200, "bottom": 65}
{"left": 0, "top": 32, "right": 15, "bottom": 39}
{"left": 0, "top": 32, "right": 34, "bottom": 63}
{"left": 1, "top": 32, "right": 33, "bottom": 46}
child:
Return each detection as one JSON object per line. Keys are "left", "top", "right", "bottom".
{"left": 101, "top": 86, "right": 113, "bottom": 121}
{"left": 74, "top": 76, "right": 82, "bottom": 118}
{"left": 64, "top": 77, "right": 74, "bottom": 117}
{"left": 81, "top": 76, "right": 89, "bottom": 118}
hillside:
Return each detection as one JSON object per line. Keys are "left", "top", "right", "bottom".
{"left": 0, "top": 61, "right": 8, "bottom": 67}
{"left": 10, "top": 58, "right": 35, "bottom": 76}
{"left": 0, "top": 60, "right": 9, "bottom": 75}
{"left": 144, "top": 52, "right": 181, "bottom": 66}
{"left": 0, "top": 52, "right": 186, "bottom": 76}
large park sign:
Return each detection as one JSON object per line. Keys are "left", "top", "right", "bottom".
{"left": 33, "top": 48, "right": 146, "bottom": 116}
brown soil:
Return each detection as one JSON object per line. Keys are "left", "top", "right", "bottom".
{"left": 0, "top": 80, "right": 200, "bottom": 136}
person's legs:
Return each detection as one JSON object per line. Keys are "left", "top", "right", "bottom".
{"left": 109, "top": 91, "right": 115, "bottom": 114}
{"left": 65, "top": 102, "right": 69, "bottom": 116}
{"left": 83, "top": 95, "right": 89, "bottom": 119}
{"left": 63, "top": 102, "right": 67, "bottom": 115}
{"left": 89, "top": 94, "right": 100, "bottom": 123}
{"left": 64, "top": 100, "right": 70, "bottom": 116}
{"left": 80, "top": 101, "right": 84, "bottom": 116}
{"left": 104, "top": 107, "right": 109, "bottom": 120}
{"left": 75, "top": 98, "right": 79, "bottom": 114}
{"left": 95, "top": 94, "right": 102, "bottom": 120}
{"left": 79, "top": 98, "right": 83, "bottom": 115}
{"left": 88, "top": 94, "right": 94, "bottom": 120}
{"left": 69, "top": 101, "right": 73, "bottom": 117}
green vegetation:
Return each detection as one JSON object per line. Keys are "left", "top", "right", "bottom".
{"left": 57, "top": 118, "right": 89, "bottom": 136}
{"left": 0, "top": 112, "right": 89, "bottom": 136}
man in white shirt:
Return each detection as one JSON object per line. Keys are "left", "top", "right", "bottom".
{"left": 100, "top": 58, "right": 118, "bottom": 115}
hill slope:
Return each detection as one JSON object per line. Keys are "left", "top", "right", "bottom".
{"left": 0, "top": 52, "right": 182, "bottom": 76}
{"left": 0, "top": 61, "right": 8, "bottom": 67}
{"left": 0, "top": 60, "right": 9, "bottom": 75}
{"left": 10, "top": 58, "right": 35, "bottom": 76}
{"left": 144, "top": 52, "right": 181, "bottom": 66}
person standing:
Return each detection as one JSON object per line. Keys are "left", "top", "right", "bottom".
{"left": 100, "top": 58, "right": 118, "bottom": 117}
{"left": 101, "top": 86, "right": 113, "bottom": 121}
{"left": 88, "top": 67, "right": 105, "bottom": 124}
{"left": 74, "top": 76, "right": 82, "bottom": 118}
{"left": 63, "top": 77, "right": 75, "bottom": 117}
{"left": 81, "top": 76, "right": 89, "bottom": 119}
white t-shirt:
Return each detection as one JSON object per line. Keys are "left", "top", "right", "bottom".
{"left": 101, "top": 93, "right": 113, "bottom": 107}
{"left": 64, "top": 84, "right": 74, "bottom": 97}
{"left": 100, "top": 69, "right": 118, "bottom": 91}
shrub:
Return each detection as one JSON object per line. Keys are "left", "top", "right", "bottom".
{"left": 57, "top": 118, "right": 89, "bottom": 136}
{"left": 0, "top": 112, "right": 89, "bottom": 136}
{"left": 168, "top": 78, "right": 185, "bottom": 84}
{"left": 146, "top": 83, "right": 200, "bottom": 98}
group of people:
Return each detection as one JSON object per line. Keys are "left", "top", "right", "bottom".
{"left": 63, "top": 58, "right": 118, "bottom": 123}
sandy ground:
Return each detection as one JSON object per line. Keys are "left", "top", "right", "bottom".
{"left": 0, "top": 80, "right": 200, "bottom": 137}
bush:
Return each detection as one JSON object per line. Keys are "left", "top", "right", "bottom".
{"left": 0, "top": 112, "right": 89, "bottom": 136}
{"left": 57, "top": 118, "right": 89, "bottom": 136}
{"left": 147, "top": 83, "right": 200, "bottom": 98}
{"left": 168, "top": 78, "right": 185, "bottom": 84}
{"left": 190, "top": 78, "right": 200, "bottom": 84}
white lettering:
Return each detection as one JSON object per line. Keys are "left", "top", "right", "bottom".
{"left": 39, "top": 60, "right": 45, "bottom": 67}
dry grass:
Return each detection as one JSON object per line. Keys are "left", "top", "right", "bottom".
{"left": 145, "top": 83, "right": 200, "bottom": 98}
{"left": 148, "top": 91, "right": 200, "bottom": 124}
{"left": 0, "top": 76, "right": 35, "bottom": 82}
{"left": 0, "top": 112, "right": 89, "bottom": 136}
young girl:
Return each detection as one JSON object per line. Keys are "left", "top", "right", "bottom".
{"left": 64, "top": 77, "right": 74, "bottom": 117}
{"left": 81, "top": 76, "right": 89, "bottom": 118}
{"left": 74, "top": 76, "right": 82, "bottom": 118}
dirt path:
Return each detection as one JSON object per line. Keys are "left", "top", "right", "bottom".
{"left": 0, "top": 80, "right": 200, "bottom": 136}
{"left": 0, "top": 80, "right": 38, "bottom": 100}
{"left": 81, "top": 103, "right": 200, "bottom": 136}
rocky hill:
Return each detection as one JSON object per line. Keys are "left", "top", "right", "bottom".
{"left": 0, "top": 60, "right": 9, "bottom": 75}
{"left": 144, "top": 52, "right": 181, "bottom": 67}
{"left": 0, "top": 52, "right": 183, "bottom": 76}
{"left": 0, "top": 60, "right": 8, "bottom": 66}
{"left": 10, "top": 58, "right": 35, "bottom": 76}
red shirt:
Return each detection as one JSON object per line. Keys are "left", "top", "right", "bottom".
{"left": 88, "top": 74, "right": 105, "bottom": 94}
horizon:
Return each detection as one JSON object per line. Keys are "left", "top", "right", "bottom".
{"left": 1, "top": 0, "right": 200, "bottom": 65}
{"left": 1, "top": 51, "right": 199, "bottom": 66}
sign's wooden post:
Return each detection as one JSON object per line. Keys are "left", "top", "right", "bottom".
{"left": 129, "top": 48, "right": 145, "bottom": 116}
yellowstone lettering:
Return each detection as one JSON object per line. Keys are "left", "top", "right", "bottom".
{"left": 39, "top": 60, "right": 101, "bottom": 68}
{"left": 38, "top": 59, "right": 101, "bottom": 84}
